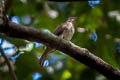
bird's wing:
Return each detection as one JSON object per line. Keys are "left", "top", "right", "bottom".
{"left": 53, "top": 24, "right": 66, "bottom": 36}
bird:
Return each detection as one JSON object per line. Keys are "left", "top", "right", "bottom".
{"left": 39, "top": 17, "right": 76, "bottom": 67}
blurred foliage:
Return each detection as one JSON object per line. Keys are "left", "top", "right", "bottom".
{"left": 0, "top": 0, "right": 120, "bottom": 80}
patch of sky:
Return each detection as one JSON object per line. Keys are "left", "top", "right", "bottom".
{"left": 88, "top": 0, "right": 100, "bottom": 8}
{"left": 11, "top": 53, "right": 21, "bottom": 62}
{"left": 32, "top": 72, "right": 42, "bottom": 80}
{"left": 37, "top": 56, "right": 49, "bottom": 67}
{"left": 21, "top": 15, "right": 31, "bottom": 24}
{"left": 116, "top": 42, "right": 120, "bottom": 53}
{"left": 59, "top": 51, "right": 65, "bottom": 55}
{"left": 11, "top": 16, "right": 20, "bottom": 24}
{"left": 57, "top": 3, "right": 67, "bottom": 11}
{"left": 90, "top": 32, "right": 98, "bottom": 42}
{"left": 0, "top": 40, "right": 16, "bottom": 56}
{"left": 34, "top": 42, "right": 43, "bottom": 48}
{"left": 0, "top": 38, "right": 4, "bottom": 45}
{"left": 4, "top": 47, "right": 16, "bottom": 56}
{"left": 43, "top": 60, "right": 49, "bottom": 67}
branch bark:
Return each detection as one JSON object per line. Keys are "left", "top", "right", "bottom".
{"left": 0, "top": 1, "right": 17, "bottom": 80}
{"left": 0, "top": 47, "right": 17, "bottom": 80}
{"left": 0, "top": 22, "right": 120, "bottom": 80}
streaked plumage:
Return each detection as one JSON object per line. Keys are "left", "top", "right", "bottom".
{"left": 39, "top": 17, "right": 76, "bottom": 67}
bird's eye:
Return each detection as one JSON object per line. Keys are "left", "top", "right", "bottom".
{"left": 71, "top": 19, "right": 75, "bottom": 21}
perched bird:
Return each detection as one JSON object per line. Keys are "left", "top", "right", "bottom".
{"left": 39, "top": 17, "right": 76, "bottom": 67}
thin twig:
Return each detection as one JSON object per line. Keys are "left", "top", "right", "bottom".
{"left": 0, "top": 47, "right": 17, "bottom": 80}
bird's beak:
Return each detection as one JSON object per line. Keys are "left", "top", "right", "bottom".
{"left": 71, "top": 17, "right": 77, "bottom": 23}
{"left": 67, "top": 17, "right": 77, "bottom": 23}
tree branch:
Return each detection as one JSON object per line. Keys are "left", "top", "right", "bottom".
{"left": 0, "top": 22, "right": 120, "bottom": 80}
{"left": 0, "top": 1, "right": 17, "bottom": 80}
{"left": 0, "top": 47, "right": 17, "bottom": 80}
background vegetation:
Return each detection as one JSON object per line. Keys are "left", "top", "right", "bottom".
{"left": 0, "top": 0, "right": 120, "bottom": 80}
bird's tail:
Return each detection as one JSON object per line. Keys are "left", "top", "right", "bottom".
{"left": 39, "top": 49, "right": 49, "bottom": 67}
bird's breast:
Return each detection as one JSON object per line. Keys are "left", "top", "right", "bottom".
{"left": 60, "top": 23, "right": 75, "bottom": 41}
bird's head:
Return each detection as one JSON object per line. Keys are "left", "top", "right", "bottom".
{"left": 67, "top": 17, "right": 77, "bottom": 23}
